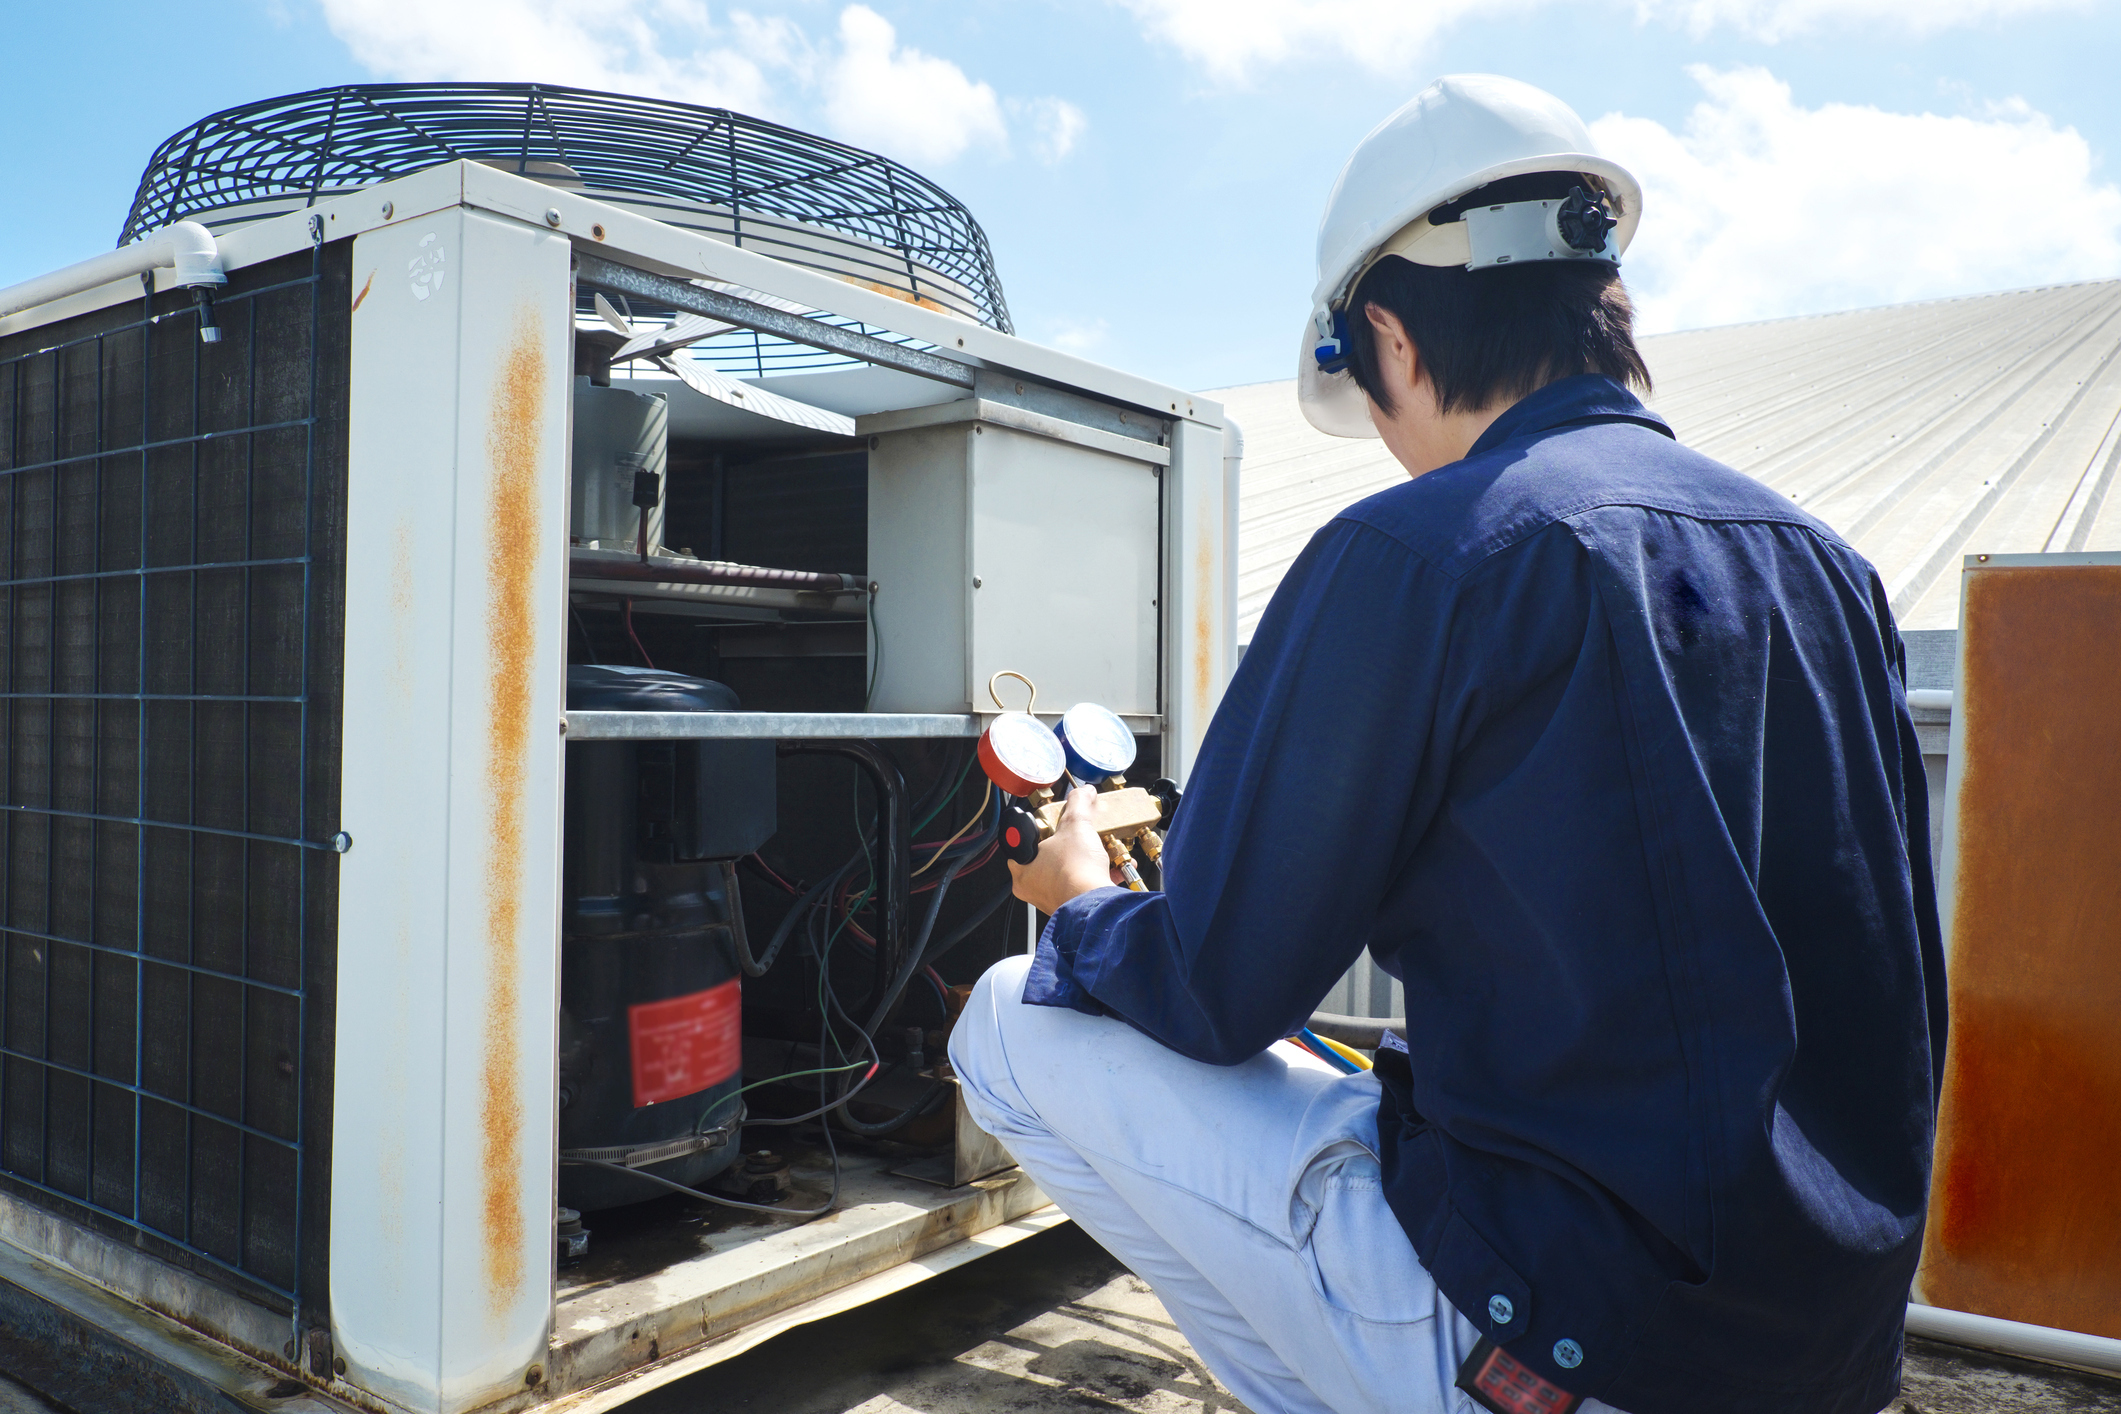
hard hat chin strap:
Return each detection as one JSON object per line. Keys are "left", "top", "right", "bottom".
{"left": 1312, "top": 308, "right": 1352, "bottom": 376}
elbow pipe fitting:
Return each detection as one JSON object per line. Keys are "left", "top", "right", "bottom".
{"left": 778, "top": 740, "right": 909, "bottom": 1018}
{"left": 0, "top": 220, "right": 226, "bottom": 338}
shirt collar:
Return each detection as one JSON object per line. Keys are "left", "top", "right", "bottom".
{"left": 1466, "top": 375, "right": 1672, "bottom": 459}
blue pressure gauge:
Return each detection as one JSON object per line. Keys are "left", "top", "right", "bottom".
{"left": 1056, "top": 702, "right": 1136, "bottom": 785}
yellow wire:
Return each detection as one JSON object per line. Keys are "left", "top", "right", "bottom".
{"left": 913, "top": 779, "right": 992, "bottom": 877}
{"left": 1316, "top": 1034, "right": 1374, "bottom": 1071}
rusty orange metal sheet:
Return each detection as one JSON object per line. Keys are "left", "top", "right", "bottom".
{"left": 1916, "top": 556, "right": 2121, "bottom": 1337}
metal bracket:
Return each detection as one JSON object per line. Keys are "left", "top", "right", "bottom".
{"left": 576, "top": 255, "right": 976, "bottom": 390}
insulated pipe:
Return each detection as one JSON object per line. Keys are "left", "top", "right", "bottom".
{"left": 1307, "top": 1011, "right": 1400, "bottom": 1050}
{"left": 1905, "top": 1303, "right": 2121, "bottom": 1376}
{"left": 0, "top": 222, "right": 226, "bottom": 330}
{"left": 776, "top": 741, "right": 909, "bottom": 1018}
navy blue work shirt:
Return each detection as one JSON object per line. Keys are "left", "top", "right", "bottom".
{"left": 1026, "top": 375, "right": 1945, "bottom": 1414}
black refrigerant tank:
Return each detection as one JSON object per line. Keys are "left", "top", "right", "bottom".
{"left": 559, "top": 665, "right": 776, "bottom": 1211}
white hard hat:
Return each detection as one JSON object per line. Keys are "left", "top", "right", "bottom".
{"left": 1298, "top": 75, "right": 1643, "bottom": 438}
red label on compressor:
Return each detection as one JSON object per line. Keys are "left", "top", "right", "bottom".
{"left": 628, "top": 978, "right": 742, "bottom": 1107}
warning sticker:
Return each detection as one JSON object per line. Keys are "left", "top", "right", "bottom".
{"left": 628, "top": 978, "right": 742, "bottom": 1107}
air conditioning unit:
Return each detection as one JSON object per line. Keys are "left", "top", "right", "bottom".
{"left": 0, "top": 83, "right": 1237, "bottom": 1414}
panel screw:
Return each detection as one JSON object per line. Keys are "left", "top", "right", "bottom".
{"left": 592, "top": 223, "right": 606, "bottom": 240}
{"left": 1015, "top": 382, "right": 1025, "bottom": 394}
{"left": 380, "top": 200, "right": 393, "bottom": 220}
{"left": 1976, "top": 554, "right": 1989, "bottom": 562}
{"left": 868, "top": 580, "right": 880, "bottom": 594}
{"left": 973, "top": 576, "right": 983, "bottom": 589}
{"left": 1486, "top": 1294, "right": 1514, "bottom": 1325}
{"left": 329, "top": 832, "right": 353, "bottom": 854}
{"left": 332, "top": 1356, "right": 347, "bottom": 1377}
{"left": 545, "top": 208, "right": 562, "bottom": 227}
{"left": 1553, "top": 1338, "right": 1583, "bottom": 1369}
{"left": 525, "top": 1365, "right": 544, "bottom": 1387}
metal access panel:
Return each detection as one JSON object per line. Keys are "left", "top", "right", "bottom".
{"left": 0, "top": 244, "right": 349, "bottom": 1314}
{"left": 864, "top": 401, "right": 1162, "bottom": 716}
{"left": 1917, "top": 551, "right": 2121, "bottom": 1338}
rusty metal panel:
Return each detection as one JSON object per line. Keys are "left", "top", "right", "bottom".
{"left": 334, "top": 207, "right": 574, "bottom": 1413}
{"left": 1916, "top": 551, "right": 2121, "bottom": 1338}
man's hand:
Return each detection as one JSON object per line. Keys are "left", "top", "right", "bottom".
{"left": 1008, "top": 784, "right": 1124, "bottom": 914}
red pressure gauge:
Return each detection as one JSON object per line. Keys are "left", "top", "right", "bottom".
{"left": 978, "top": 712, "right": 1065, "bottom": 797}
{"left": 977, "top": 671, "right": 1066, "bottom": 797}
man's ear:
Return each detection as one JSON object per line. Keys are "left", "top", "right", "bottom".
{"left": 1363, "top": 303, "right": 1425, "bottom": 402}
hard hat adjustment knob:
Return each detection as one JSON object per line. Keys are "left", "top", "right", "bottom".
{"left": 1556, "top": 186, "right": 1617, "bottom": 252}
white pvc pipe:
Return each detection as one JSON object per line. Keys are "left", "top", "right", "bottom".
{"left": 1906, "top": 689, "right": 1954, "bottom": 711}
{"left": 0, "top": 221, "right": 224, "bottom": 322}
{"left": 1906, "top": 1302, "right": 2121, "bottom": 1375}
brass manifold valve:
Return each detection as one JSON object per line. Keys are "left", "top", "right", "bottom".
{"left": 973, "top": 673, "right": 1177, "bottom": 892}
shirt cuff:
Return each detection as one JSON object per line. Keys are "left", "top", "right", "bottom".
{"left": 1021, "top": 886, "right": 1131, "bottom": 1015}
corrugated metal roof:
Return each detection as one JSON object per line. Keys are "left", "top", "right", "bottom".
{"left": 1215, "top": 279, "right": 2121, "bottom": 639}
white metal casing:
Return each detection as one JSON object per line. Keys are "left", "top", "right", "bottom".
{"left": 863, "top": 402, "right": 1162, "bottom": 717}
{"left": 0, "top": 157, "right": 1238, "bottom": 1412}
{"left": 333, "top": 208, "right": 574, "bottom": 1412}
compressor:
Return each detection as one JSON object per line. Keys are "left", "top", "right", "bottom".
{"left": 557, "top": 665, "right": 776, "bottom": 1210}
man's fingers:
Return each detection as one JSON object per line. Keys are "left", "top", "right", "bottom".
{"left": 1060, "top": 783, "right": 1101, "bottom": 837}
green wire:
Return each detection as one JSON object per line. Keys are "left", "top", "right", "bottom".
{"left": 913, "top": 751, "right": 979, "bottom": 835}
{"left": 699, "top": 1058, "right": 871, "bottom": 1127}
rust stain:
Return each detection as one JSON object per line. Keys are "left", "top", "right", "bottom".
{"left": 387, "top": 521, "right": 415, "bottom": 701}
{"left": 351, "top": 269, "right": 376, "bottom": 313}
{"left": 1917, "top": 564, "right": 2121, "bottom": 1338}
{"left": 1192, "top": 511, "right": 1213, "bottom": 716}
{"left": 479, "top": 306, "right": 546, "bottom": 1316}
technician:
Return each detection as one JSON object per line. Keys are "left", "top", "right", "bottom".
{"left": 949, "top": 75, "right": 1943, "bottom": 1414}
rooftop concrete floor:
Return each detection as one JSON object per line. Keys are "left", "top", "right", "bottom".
{"left": 627, "top": 1221, "right": 2121, "bottom": 1414}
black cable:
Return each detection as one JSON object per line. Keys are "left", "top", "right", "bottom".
{"left": 823, "top": 796, "right": 1000, "bottom": 1135}
{"left": 724, "top": 747, "right": 998, "bottom": 1141}
{"left": 559, "top": 1150, "right": 839, "bottom": 1218}
{"left": 736, "top": 856, "right": 858, "bottom": 976}
{"left": 860, "top": 792, "right": 997, "bottom": 1035}
{"left": 920, "top": 882, "right": 1013, "bottom": 967}
{"left": 824, "top": 980, "right": 952, "bottom": 1136}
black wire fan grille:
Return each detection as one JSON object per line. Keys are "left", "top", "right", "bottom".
{"left": 0, "top": 243, "right": 349, "bottom": 1309}
{"left": 122, "top": 83, "right": 1012, "bottom": 332}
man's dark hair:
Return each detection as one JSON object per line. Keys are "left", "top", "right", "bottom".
{"left": 1346, "top": 173, "right": 1651, "bottom": 417}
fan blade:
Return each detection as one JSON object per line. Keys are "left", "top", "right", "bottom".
{"left": 615, "top": 312, "right": 733, "bottom": 362}
{"left": 651, "top": 355, "right": 856, "bottom": 438}
{"left": 592, "top": 292, "right": 633, "bottom": 336}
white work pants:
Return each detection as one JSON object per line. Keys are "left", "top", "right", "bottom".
{"left": 949, "top": 954, "right": 1628, "bottom": 1414}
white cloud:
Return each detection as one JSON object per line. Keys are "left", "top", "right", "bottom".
{"left": 821, "top": 6, "right": 1007, "bottom": 165}
{"left": 1014, "top": 96, "right": 1089, "bottom": 163}
{"left": 1633, "top": 0, "right": 2087, "bottom": 42}
{"left": 315, "top": 0, "right": 797, "bottom": 116}
{"left": 1114, "top": 0, "right": 1496, "bottom": 82}
{"left": 1048, "top": 317, "right": 1110, "bottom": 353}
{"left": 1117, "top": 0, "right": 2088, "bottom": 79}
{"left": 1594, "top": 66, "right": 2121, "bottom": 332}
{"left": 313, "top": 0, "right": 1067, "bottom": 169}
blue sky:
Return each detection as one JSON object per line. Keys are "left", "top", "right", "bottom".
{"left": 5, "top": 0, "right": 2118, "bottom": 393}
